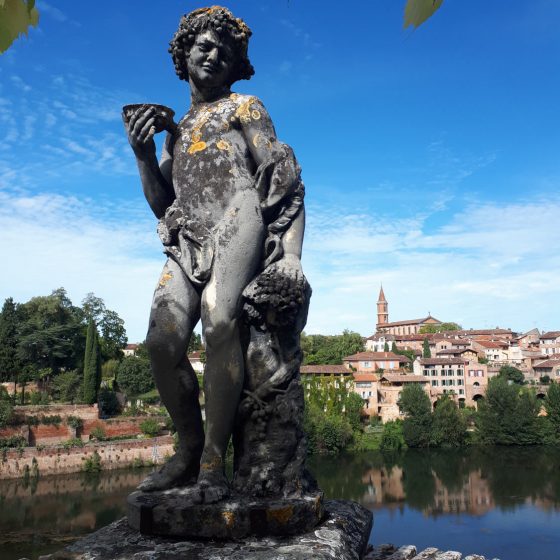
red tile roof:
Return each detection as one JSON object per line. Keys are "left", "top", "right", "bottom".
{"left": 419, "top": 358, "right": 468, "bottom": 365}
{"left": 540, "top": 331, "right": 560, "bottom": 340}
{"left": 352, "top": 373, "right": 379, "bottom": 382}
{"left": 476, "top": 341, "right": 507, "bottom": 349}
{"left": 300, "top": 365, "right": 350, "bottom": 375}
{"left": 533, "top": 358, "right": 560, "bottom": 369}
{"left": 379, "top": 316, "right": 441, "bottom": 327}
{"left": 343, "top": 351, "right": 411, "bottom": 363}
{"left": 380, "top": 374, "right": 428, "bottom": 383}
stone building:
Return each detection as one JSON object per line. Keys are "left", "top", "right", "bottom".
{"left": 374, "top": 286, "right": 442, "bottom": 335}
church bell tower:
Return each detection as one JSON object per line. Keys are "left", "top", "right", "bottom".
{"left": 376, "top": 285, "right": 388, "bottom": 330}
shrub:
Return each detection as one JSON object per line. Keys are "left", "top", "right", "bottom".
{"left": 97, "top": 387, "right": 121, "bottom": 417}
{"left": 0, "top": 435, "right": 27, "bottom": 449}
{"left": 140, "top": 418, "right": 161, "bottom": 438}
{"left": 89, "top": 426, "right": 106, "bottom": 441}
{"left": 83, "top": 450, "right": 102, "bottom": 472}
{"left": 380, "top": 420, "right": 406, "bottom": 452}
{"left": 66, "top": 416, "right": 83, "bottom": 430}
{"left": 61, "top": 438, "right": 84, "bottom": 449}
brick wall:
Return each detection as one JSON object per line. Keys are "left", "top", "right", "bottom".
{"left": 0, "top": 436, "right": 174, "bottom": 479}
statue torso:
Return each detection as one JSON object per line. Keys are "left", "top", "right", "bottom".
{"left": 172, "top": 93, "right": 259, "bottom": 239}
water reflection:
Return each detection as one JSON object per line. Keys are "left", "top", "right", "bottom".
{"left": 0, "top": 469, "right": 151, "bottom": 560}
{"left": 1, "top": 448, "right": 559, "bottom": 559}
{"left": 308, "top": 446, "right": 560, "bottom": 516}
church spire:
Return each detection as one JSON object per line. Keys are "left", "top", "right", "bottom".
{"left": 377, "top": 284, "right": 387, "bottom": 304}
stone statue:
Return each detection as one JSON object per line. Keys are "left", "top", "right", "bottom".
{"left": 123, "top": 7, "right": 320, "bottom": 536}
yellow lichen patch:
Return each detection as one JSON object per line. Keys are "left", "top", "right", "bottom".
{"left": 222, "top": 511, "right": 235, "bottom": 529}
{"left": 159, "top": 272, "right": 173, "bottom": 287}
{"left": 251, "top": 109, "right": 261, "bottom": 120}
{"left": 216, "top": 139, "right": 231, "bottom": 151}
{"left": 235, "top": 96, "right": 257, "bottom": 124}
{"left": 188, "top": 141, "right": 207, "bottom": 154}
{"left": 253, "top": 133, "right": 272, "bottom": 150}
{"left": 266, "top": 505, "right": 294, "bottom": 526}
{"left": 191, "top": 131, "right": 202, "bottom": 143}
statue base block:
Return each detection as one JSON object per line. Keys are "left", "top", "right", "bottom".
{"left": 127, "top": 488, "right": 324, "bottom": 538}
{"left": 40, "top": 500, "right": 373, "bottom": 560}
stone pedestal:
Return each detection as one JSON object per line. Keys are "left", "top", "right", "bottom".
{"left": 40, "top": 499, "right": 373, "bottom": 560}
{"left": 128, "top": 488, "right": 324, "bottom": 539}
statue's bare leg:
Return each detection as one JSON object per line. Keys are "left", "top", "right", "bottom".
{"left": 196, "top": 190, "right": 265, "bottom": 503}
{"left": 139, "top": 259, "right": 204, "bottom": 491}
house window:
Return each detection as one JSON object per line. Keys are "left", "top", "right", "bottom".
{"left": 459, "top": 389, "right": 465, "bottom": 395}
{"left": 362, "top": 361, "right": 371, "bottom": 368}
{"left": 431, "top": 380, "right": 438, "bottom": 386}
{"left": 423, "top": 369, "right": 430, "bottom": 376}
{"left": 389, "top": 361, "right": 395, "bottom": 369}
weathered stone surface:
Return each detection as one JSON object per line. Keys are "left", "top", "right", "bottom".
{"left": 41, "top": 499, "right": 372, "bottom": 560}
{"left": 364, "top": 545, "right": 495, "bottom": 560}
{"left": 128, "top": 488, "right": 324, "bottom": 538}
{"left": 386, "top": 545, "right": 418, "bottom": 560}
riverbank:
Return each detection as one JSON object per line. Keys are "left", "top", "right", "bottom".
{"left": 0, "top": 435, "right": 173, "bottom": 479}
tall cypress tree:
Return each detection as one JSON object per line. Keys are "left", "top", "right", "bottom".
{"left": 0, "top": 298, "right": 21, "bottom": 386}
{"left": 422, "top": 337, "right": 431, "bottom": 359}
{"left": 83, "top": 319, "right": 101, "bottom": 404}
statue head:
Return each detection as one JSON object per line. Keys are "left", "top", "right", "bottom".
{"left": 169, "top": 6, "right": 254, "bottom": 87}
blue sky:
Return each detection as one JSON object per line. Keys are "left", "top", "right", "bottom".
{"left": 1, "top": 1, "right": 559, "bottom": 342}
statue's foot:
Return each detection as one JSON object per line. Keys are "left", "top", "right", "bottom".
{"left": 186, "top": 467, "right": 230, "bottom": 504}
{"left": 137, "top": 452, "right": 197, "bottom": 492}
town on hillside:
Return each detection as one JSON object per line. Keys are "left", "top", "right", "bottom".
{"left": 299, "top": 286, "right": 560, "bottom": 423}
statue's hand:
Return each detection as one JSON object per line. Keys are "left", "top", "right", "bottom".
{"left": 273, "top": 253, "right": 302, "bottom": 278}
{"left": 122, "top": 106, "right": 158, "bottom": 160}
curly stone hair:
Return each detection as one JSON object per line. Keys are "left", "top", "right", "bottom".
{"left": 169, "top": 6, "right": 255, "bottom": 85}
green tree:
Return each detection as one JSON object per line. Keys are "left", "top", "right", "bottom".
{"left": 0, "top": 0, "right": 39, "bottom": 54}
{"left": 116, "top": 355, "right": 154, "bottom": 396}
{"left": 498, "top": 365, "right": 525, "bottom": 385}
{"left": 476, "top": 377, "right": 541, "bottom": 445}
{"left": 399, "top": 383, "right": 432, "bottom": 448}
{"left": 188, "top": 332, "right": 203, "bottom": 353}
{"left": 99, "top": 310, "right": 127, "bottom": 361}
{"left": 391, "top": 342, "right": 398, "bottom": 353}
{"left": 422, "top": 337, "right": 431, "bottom": 358}
{"left": 0, "top": 297, "right": 22, "bottom": 385}
{"left": 0, "top": 386, "right": 14, "bottom": 428}
{"left": 431, "top": 395, "right": 467, "bottom": 447}
{"left": 17, "top": 289, "right": 84, "bottom": 378}
{"left": 81, "top": 294, "right": 127, "bottom": 361}
{"left": 404, "top": 0, "right": 444, "bottom": 30}
{"left": 52, "top": 370, "right": 81, "bottom": 403}
{"left": 384, "top": 342, "right": 390, "bottom": 352}
{"left": 544, "top": 382, "right": 560, "bottom": 443}
{"left": 419, "top": 322, "right": 461, "bottom": 334}
{"left": 82, "top": 319, "right": 101, "bottom": 404}
{"left": 301, "top": 330, "right": 364, "bottom": 365}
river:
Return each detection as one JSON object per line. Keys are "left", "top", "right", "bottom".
{"left": 1, "top": 446, "right": 559, "bottom": 559}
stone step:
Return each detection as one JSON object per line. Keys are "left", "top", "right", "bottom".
{"left": 365, "top": 544, "right": 499, "bottom": 560}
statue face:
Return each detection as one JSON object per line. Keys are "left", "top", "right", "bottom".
{"left": 187, "top": 29, "right": 235, "bottom": 88}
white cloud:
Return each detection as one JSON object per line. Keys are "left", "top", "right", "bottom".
{"left": 0, "top": 189, "right": 162, "bottom": 343}
{"left": 302, "top": 195, "right": 560, "bottom": 336}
